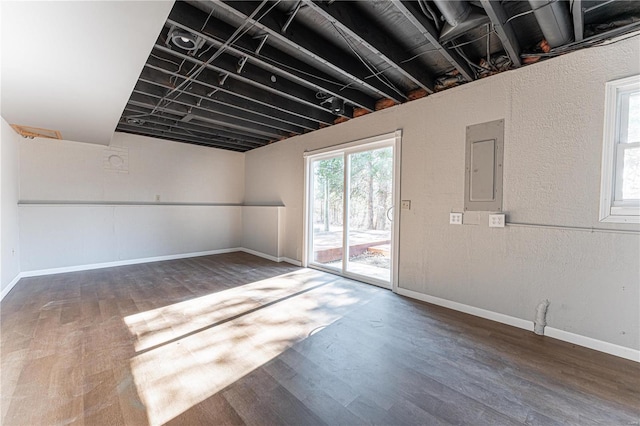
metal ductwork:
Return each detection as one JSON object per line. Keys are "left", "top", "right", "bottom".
{"left": 432, "top": 0, "right": 491, "bottom": 42}
{"left": 528, "top": 0, "right": 574, "bottom": 47}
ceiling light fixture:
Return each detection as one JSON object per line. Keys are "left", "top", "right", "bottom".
{"left": 169, "top": 28, "right": 201, "bottom": 51}
{"left": 126, "top": 118, "right": 145, "bottom": 125}
{"left": 330, "top": 97, "right": 344, "bottom": 115}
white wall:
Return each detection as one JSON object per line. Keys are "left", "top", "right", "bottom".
{"left": 242, "top": 206, "right": 285, "bottom": 259}
{"left": 1, "top": 118, "right": 21, "bottom": 296}
{"left": 244, "top": 36, "right": 640, "bottom": 351}
{"left": 19, "top": 132, "right": 245, "bottom": 271}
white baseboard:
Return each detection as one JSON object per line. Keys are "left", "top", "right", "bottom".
{"left": 282, "top": 257, "right": 302, "bottom": 266}
{"left": 545, "top": 327, "right": 640, "bottom": 362}
{"left": 396, "top": 287, "right": 534, "bottom": 331}
{"left": 395, "top": 287, "right": 639, "bottom": 363}
{"left": 239, "top": 248, "right": 302, "bottom": 266}
{"left": 2, "top": 248, "right": 300, "bottom": 302}
{"left": 240, "top": 248, "right": 281, "bottom": 263}
{"left": 19, "top": 248, "right": 242, "bottom": 279}
{"left": 0, "top": 273, "right": 22, "bottom": 301}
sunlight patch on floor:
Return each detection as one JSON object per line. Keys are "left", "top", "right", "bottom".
{"left": 124, "top": 269, "right": 376, "bottom": 425}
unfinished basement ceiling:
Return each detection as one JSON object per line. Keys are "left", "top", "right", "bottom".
{"left": 117, "top": 0, "right": 640, "bottom": 152}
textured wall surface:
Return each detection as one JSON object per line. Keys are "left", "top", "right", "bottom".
{"left": 244, "top": 36, "right": 640, "bottom": 350}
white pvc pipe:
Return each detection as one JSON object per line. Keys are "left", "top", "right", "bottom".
{"left": 534, "top": 299, "right": 550, "bottom": 335}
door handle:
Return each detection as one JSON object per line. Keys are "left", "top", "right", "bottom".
{"left": 387, "top": 206, "right": 394, "bottom": 222}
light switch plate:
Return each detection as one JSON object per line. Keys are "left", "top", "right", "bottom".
{"left": 489, "top": 213, "right": 505, "bottom": 227}
{"left": 450, "top": 212, "right": 463, "bottom": 225}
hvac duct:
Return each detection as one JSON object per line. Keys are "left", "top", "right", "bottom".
{"left": 528, "top": 0, "right": 574, "bottom": 47}
{"left": 432, "top": 0, "right": 490, "bottom": 42}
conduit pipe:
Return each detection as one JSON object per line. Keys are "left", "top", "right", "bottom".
{"left": 528, "top": 0, "right": 573, "bottom": 47}
{"left": 432, "top": 0, "right": 490, "bottom": 42}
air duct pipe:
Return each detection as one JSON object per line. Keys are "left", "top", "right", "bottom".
{"left": 528, "top": 0, "right": 573, "bottom": 47}
{"left": 432, "top": 0, "right": 490, "bottom": 42}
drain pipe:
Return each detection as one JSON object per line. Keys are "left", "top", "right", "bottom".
{"left": 534, "top": 300, "right": 550, "bottom": 335}
{"left": 432, "top": 0, "right": 490, "bottom": 42}
{"left": 528, "top": 0, "right": 573, "bottom": 47}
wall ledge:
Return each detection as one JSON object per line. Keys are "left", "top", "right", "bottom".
{"left": 395, "top": 287, "right": 639, "bottom": 363}
{"left": 18, "top": 201, "right": 285, "bottom": 207}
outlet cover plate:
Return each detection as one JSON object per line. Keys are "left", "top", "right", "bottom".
{"left": 450, "top": 212, "right": 463, "bottom": 225}
{"left": 489, "top": 213, "right": 505, "bottom": 227}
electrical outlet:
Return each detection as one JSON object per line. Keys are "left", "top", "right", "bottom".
{"left": 450, "top": 212, "right": 463, "bottom": 225}
{"left": 155, "top": 194, "right": 161, "bottom": 202}
{"left": 401, "top": 200, "right": 411, "bottom": 210}
{"left": 489, "top": 213, "right": 505, "bottom": 227}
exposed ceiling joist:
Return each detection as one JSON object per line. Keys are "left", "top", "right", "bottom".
{"left": 390, "top": 0, "right": 475, "bottom": 82}
{"left": 480, "top": 0, "right": 522, "bottom": 67}
{"left": 123, "top": 105, "right": 272, "bottom": 145}
{"left": 118, "top": 124, "right": 247, "bottom": 152}
{"left": 168, "top": 1, "right": 376, "bottom": 112}
{"left": 133, "top": 79, "right": 308, "bottom": 134}
{"left": 154, "top": 43, "right": 345, "bottom": 121}
{"left": 127, "top": 94, "right": 288, "bottom": 139}
{"left": 118, "top": 120, "right": 260, "bottom": 150}
{"left": 573, "top": 0, "right": 585, "bottom": 42}
{"left": 141, "top": 64, "right": 323, "bottom": 130}
{"left": 305, "top": 0, "right": 435, "bottom": 94}
{"left": 214, "top": 0, "right": 407, "bottom": 103}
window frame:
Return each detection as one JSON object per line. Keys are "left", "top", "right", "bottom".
{"left": 599, "top": 75, "right": 640, "bottom": 224}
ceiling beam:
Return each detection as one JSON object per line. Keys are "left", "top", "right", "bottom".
{"left": 154, "top": 44, "right": 344, "bottom": 123}
{"left": 141, "top": 65, "right": 320, "bottom": 131}
{"left": 167, "top": 2, "right": 377, "bottom": 111}
{"left": 128, "top": 93, "right": 288, "bottom": 139}
{"left": 133, "top": 79, "right": 308, "bottom": 134}
{"left": 117, "top": 124, "right": 248, "bottom": 152}
{"left": 480, "top": 0, "right": 522, "bottom": 67}
{"left": 572, "top": 0, "right": 584, "bottom": 42}
{"left": 390, "top": 0, "right": 475, "bottom": 82}
{"left": 123, "top": 104, "right": 272, "bottom": 145}
{"left": 145, "top": 57, "right": 334, "bottom": 127}
{"left": 118, "top": 119, "right": 261, "bottom": 150}
{"left": 123, "top": 107, "right": 270, "bottom": 145}
{"left": 305, "top": 0, "right": 435, "bottom": 94}
{"left": 214, "top": 0, "right": 407, "bottom": 103}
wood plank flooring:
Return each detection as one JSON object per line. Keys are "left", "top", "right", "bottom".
{"left": 1, "top": 252, "right": 638, "bottom": 425}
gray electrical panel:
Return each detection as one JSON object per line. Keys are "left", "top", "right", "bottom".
{"left": 464, "top": 119, "right": 504, "bottom": 211}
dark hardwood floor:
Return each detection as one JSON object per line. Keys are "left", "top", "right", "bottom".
{"left": 1, "top": 252, "right": 638, "bottom": 425}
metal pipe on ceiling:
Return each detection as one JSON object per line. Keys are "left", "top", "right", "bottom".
{"left": 527, "top": 0, "right": 573, "bottom": 47}
{"left": 431, "top": 0, "right": 490, "bottom": 42}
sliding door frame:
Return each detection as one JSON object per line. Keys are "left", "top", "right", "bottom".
{"left": 302, "top": 130, "right": 402, "bottom": 292}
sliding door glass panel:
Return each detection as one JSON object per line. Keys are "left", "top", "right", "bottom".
{"left": 346, "top": 147, "right": 393, "bottom": 282}
{"left": 311, "top": 156, "right": 344, "bottom": 270}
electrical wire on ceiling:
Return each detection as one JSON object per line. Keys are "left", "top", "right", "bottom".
{"left": 126, "top": 0, "right": 280, "bottom": 122}
{"left": 503, "top": 0, "right": 561, "bottom": 25}
{"left": 222, "top": 38, "right": 348, "bottom": 87}
{"left": 150, "top": 53, "right": 183, "bottom": 68}
{"left": 418, "top": 0, "right": 441, "bottom": 30}
{"left": 329, "top": 21, "right": 408, "bottom": 101}
{"left": 446, "top": 28, "right": 497, "bottom": 49}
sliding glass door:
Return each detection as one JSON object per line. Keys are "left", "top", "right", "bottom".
{"left": 305, "top": 132, "right": 400, "bottom": 289}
